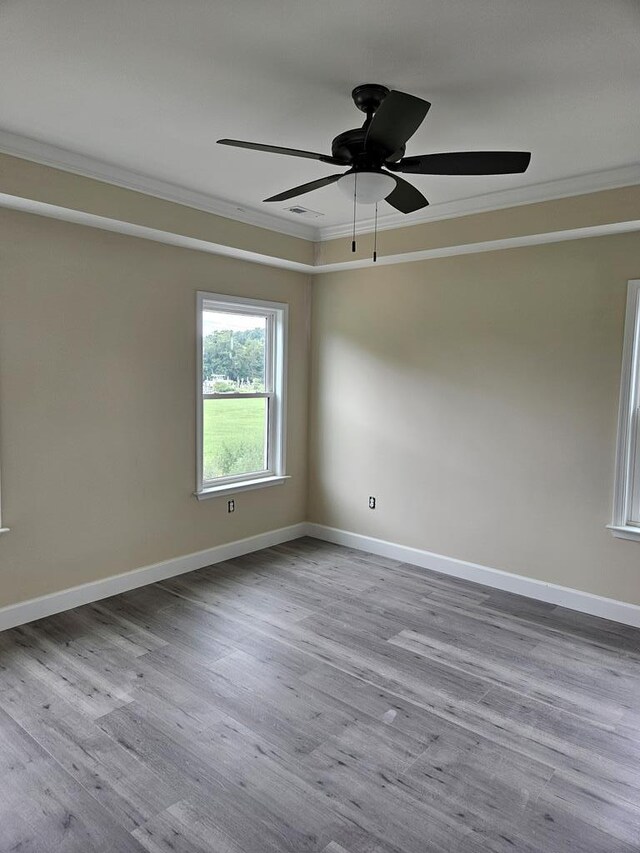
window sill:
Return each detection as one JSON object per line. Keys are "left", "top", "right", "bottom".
{"left": 194, "top": 475, "right": 290, "bottom": 500}
{"left": 607, "top": 524, "right": 640, "bottom": 541}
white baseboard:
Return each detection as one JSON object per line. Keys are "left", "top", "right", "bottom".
{"left": 2, "top": 520, "right": 639, "bottom": 633}
{"left": 305, "top": 523, "right": 640, "bottom": 629}
{"left": 0, "top": 523, "right": 307, "bottom": 632}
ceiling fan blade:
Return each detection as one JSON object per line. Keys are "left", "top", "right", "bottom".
{"left": 217, "top": 139, "right": 343, "bottom": 164}
{"left": 385, "top": 176, "right": 429, "bottom": 214}
{"left": 365, "top": 91, "right": 431, "bottom": 156}
{"left": 264, "top": 173, "right": 344, "bottom": 203}
{"left": 391, "top": 151, "right": 531, "bottom": 175}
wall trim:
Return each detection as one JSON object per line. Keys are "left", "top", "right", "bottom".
{"left": 2, "top": 191, "right": 640, "bottom": 277}
{"left": 305, "top": 523, "right": 640, "bottom": 629}
{"left": 0, "top": 523, "right": 307, "bottom": 632}
{"left": 314, "top": 220, "right": 640, "bottom": 273}
{"left": 3, "top": 130, "right": 640, "bottom": 244}
{"left": 1, "top": 521, "right": 639, "bottom": 632}
{"left": 0, "top": 130, "right": 316, "bottom": 241}
{"left": 0, "top": 193, "right": 314, "bottom": 274}
{"left": 318, "top": 163, "right": 640, "bottom": 240}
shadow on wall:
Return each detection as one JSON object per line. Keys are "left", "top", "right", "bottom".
{"left": 309, "top": 238, "right": 634, "bottom": 603}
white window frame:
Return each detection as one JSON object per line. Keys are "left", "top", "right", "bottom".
{"left": 0, "top": 404, "right": 8, "bottom": 533}
{"left": 195, "top": 291, "right": 288, "bottom": 499}
{"left": 609, "top": 279, "right": 640, "bottom": 540}
{"left": 0, "top": 462, "right": 8, "bottom": 534}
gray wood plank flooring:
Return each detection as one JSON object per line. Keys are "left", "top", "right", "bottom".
{"left": 0, "top": 537, "right": 639, "bottom": 852}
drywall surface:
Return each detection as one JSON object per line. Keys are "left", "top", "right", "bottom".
{"left": 309, "top": 232, "right": 640, "bottom": 605}
{"left": 0, "top": 208, "right": 310, "bottom": 607}
{"left": 317, "top": 184, "right": 640, "bottom": 265}
{"left": 0, "top": 152, "right": 314, "bottom": 264}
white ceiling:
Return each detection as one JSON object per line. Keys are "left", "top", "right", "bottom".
{"left": 2, "top": 0, "right": 640, "bottom": 233}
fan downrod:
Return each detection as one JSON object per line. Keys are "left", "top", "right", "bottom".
{"left": 351, "top": 84, "right": 389, "bottom": 115}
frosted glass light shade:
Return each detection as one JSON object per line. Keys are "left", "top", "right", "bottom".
{"left": 337, "top": 170, "right": 396, "bottom": 204}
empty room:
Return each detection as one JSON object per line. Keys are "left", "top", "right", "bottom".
{"left": 1, "top": 1, "right": 640, "bottom": 851}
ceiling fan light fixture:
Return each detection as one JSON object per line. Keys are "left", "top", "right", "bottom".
{"left": 337, "top": 170, "right": 396, "bottom": 204}
{"left": 219, "top": 84, "right": 531, "bottom": 217}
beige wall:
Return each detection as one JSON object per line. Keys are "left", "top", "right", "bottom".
{"left": 0, "top": 208, "right": 310, "bottom": 607}
{"left": 2, "top": 152, "right": 640, "bottom": 613}
{"left": 0, "top": 153, "right": 314, "bottom": 265}
{"left": 309, "top": 233, "right": 640, "bottom": 606}
{"left": 316, "top": 184, "right": 640, "bottom": 265}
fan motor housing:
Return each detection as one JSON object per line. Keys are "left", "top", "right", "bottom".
{"left": 331, "top": 128, "right": 405, "bottom": 168}
{"left": 331, "top": 129, "right": 366, "bottom": 163}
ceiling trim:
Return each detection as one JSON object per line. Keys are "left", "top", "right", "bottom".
{"left": 2, "top": 129, "right": 640, "bottom": 246}
{"left": 318, "top": 162, "right": 640, "bottom": 240}
{"left": 0, "top": 193, "right": 315, "bottom": 273}
{"left": 0, "top": 129, "right": 318, "bottom": 241}
{"left": 2, "top": 191, "right": 639, "bottom": 278}
{"left": 315, "top": 219, "right": 640, "bottom": 272}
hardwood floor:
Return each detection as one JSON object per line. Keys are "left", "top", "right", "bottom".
{"left": 0, "top": 537, "right": 639, "bottom": 852}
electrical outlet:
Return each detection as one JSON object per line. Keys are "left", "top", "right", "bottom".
{"left": 369, "top": 496, "right": 376, "bottom": 509}
{"left": 227, "top": 499, "right": 235, "bottom": 513}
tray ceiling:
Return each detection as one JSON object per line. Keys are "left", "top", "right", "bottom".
{"left": 1, "top": 0, "right": 639, "bottom": 233}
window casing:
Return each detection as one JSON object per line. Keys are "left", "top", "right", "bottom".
{"left": 195, "top": 292, "right": 288, "bottom": 499}
{"left": 610, "top": 279, "right": 640, "bottom": 540}
{"left": 0, "top": 403, "right": 7, "bottom": 533}
{"left": 0, "top": 460, "right": 7, "bottom": 533}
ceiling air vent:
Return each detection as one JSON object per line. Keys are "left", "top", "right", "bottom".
{"left": 286, "top": 206, "right": 324, "bottom": 218}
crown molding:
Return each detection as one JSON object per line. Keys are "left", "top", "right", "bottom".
{"left": 315, "top": 219, "right": 640, "bottom": 273}
{"left": 318, "top": 162, "right": 640, "bottom": 240}
{"left": 0, "top": 193, "right": 315, "bottom": 273}
{"left": 0, "top": 129, "right": 319, "bottom": 241}
{"left": 2, "top": 191, "right": 639, "bottom": 278}
{"left": 2, "top": 128, "right": 640, "bottom": 248}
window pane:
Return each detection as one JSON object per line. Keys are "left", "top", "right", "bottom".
{"left": 202, "top": 309, "right": 266, "bottom": 393}
{"left": 203, "top": 397, "right": 267, "bottom": 480}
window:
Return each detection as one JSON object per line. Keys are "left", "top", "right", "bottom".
{"left": 610, "top": 279, "right": 640, "bottom": 540}
{"left": 0, "top": 464, "right": 7, "bottom": 534}
{"left": 195, "top": 292, "right": 288, "bottom": 498}
{"left": 0, "top": 415, "right": 7, "bottom": 533}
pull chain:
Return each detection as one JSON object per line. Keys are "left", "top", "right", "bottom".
{"left": 373, "top": 202, "right": 378, "bottom": 263}
{"left": 351, "top": 173, "right": 358, "bottom": 253}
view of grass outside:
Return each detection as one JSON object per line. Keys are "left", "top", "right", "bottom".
{"left": 202, "top": 309, "right": 268, "bottom": 480}
{"left": 203, "top": 397, "right": 266, "bottom": 480}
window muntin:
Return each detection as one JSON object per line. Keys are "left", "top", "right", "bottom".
{"left": 196, "top": 293, "right": 286, "bottom": 495}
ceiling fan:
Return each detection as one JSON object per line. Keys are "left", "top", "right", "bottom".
{"left": 217, "top": 83, "right": 531, "bottom": 214}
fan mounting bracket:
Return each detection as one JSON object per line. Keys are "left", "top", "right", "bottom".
{"left": 351, "top": 84, "right": 390, "bottom": 115}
